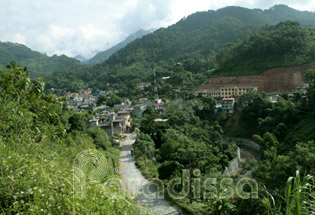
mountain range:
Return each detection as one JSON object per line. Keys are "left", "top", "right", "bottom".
{"left": 44, "top": 4, "right": 315, "bottom": 96}
{"left": 85, "top": 29, "right": 151, "bottom": 64}
{"left": 0, "top": 29, "right": 150, "bottom": 78}
{"left": 1, "top": 5, "right": 315, "bottom": 96}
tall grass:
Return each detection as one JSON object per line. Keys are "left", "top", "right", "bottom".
{"left": 259, "top": 170, "right": 315, "bottom": 215}
{"left": 285, "top": 170, "right": 315, "bottom": 215}
{"left": 0, "top": 134, "right": 148, "bottom": 214}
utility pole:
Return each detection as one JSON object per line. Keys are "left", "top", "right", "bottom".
{"left": 153, "top": 68, "right": 159, "bottom": 101}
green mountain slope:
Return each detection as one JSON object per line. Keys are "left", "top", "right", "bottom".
{"left": 45, "top": 5, "right": 315, "bottom": 96}
{"left": 214, "top": 21, "right": 315, "bottom": 76}
{"left": 0, "top": 42, "right": 82, "bottom": 79}
{"left": 86, "top": 29, "right": 150, "bottom": 64}
{"left": 105, "top": 5, "right": 315, "bottom": 66}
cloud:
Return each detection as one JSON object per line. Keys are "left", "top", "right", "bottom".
{"left": 0, "top": 0, "right": 9, "bottom": 32}
{"left": 0, "top": 0, "right": 129, "bottom": 58}
{"left": 120, "top": 0, "right": 173, "bottom": 34}
{"left": 0, "top": 0, "right": 315, "bottom": 59}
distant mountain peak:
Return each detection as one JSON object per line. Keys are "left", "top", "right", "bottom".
{"left": 85, "top": 29, "right": 151, "bottom": 64}
{"left": 74, "top": 55, "right": 87, "bottom": 62}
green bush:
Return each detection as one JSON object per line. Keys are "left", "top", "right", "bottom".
{"left": 158, "top": 161, "right": 181, "bottom": 180}
{"left": 87, "top": 126, "right": 111, "bottom": 149}
{"left": 0, "top": 63, "right": 145, "bottom": 214}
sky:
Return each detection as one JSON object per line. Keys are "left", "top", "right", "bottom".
{"left": 1, "top": 0, "right": 315, "bottom": 59}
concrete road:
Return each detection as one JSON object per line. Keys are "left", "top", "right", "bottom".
{"left": 120, "top": 134, "right": 179, "bottom": 215}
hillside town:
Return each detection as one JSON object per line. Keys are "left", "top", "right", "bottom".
{"left": 62, "top": 72, "right": 309, "bottom": 137}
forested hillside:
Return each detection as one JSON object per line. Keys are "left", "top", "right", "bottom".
{"left": 215, "top": 21, "right": 315, "bottom": 76}
{"left": 86, "top": 29, "right": 150, "bottom": 64}
{"left": 45, "top": 5, "right": 315, "bottom": 97}
{"left": 0, "top": 42, "right": 82, "bottom": 79}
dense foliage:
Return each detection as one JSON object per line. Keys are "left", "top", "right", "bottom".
{"left": 133, "top": 73, "right": 315, "bottom": 214}
{"left": 130, "top": 68, "right": 315, "bottom": 214}
{"left": 212, "top": 70, "right": 315, "bottom": 214}
{"left": 215, "top": 21, "right": 315, "bottom": 76}
{"left": 134, "top": 97, "right": 241, "bottom": 214}
{"left": 0, "top": 62, "right": 146, "bottom": 214}
{"left": 96, "top": 92, "right": 123, "bottom": 107}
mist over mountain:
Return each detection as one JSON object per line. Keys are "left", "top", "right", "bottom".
{"left": 85, "top": 29, "right": 151, "bottom": 64}
{"left": 74, "top": 55, "right": 88, "bottom": 62}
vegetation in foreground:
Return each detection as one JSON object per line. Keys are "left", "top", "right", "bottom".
{"left": 0, "top": 62, "right": 147, "bottom": 214}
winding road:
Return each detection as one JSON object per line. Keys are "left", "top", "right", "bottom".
{"left": 120, "top": 134, "right": 179, "bottom": 215}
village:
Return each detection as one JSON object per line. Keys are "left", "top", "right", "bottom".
{"left": 61, "top": 74, "right": 309, "bottom": 138}
{"left": 63, "top": 82, "right": 165, "bottom": 137}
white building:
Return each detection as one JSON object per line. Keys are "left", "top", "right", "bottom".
{"left": 222, "top": 98, "right": 235, "bottom": 114}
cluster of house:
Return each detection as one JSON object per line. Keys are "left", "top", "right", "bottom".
{"left": 66, "top": 88, "right": 119, "bottom": 111}
{"left": 66, "top": 88, "right": 97, "bottom": 110}
{"left": 86, "top": 97, "right": 165, "bottom": 136}
{"left": 87, "top": 109, "right": 131, "bottom": 136}
{"left": 136, "top": 82, "right": 151, "bottom": 90}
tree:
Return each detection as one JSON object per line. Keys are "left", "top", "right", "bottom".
{"left": 96, "top": 95, "right": 107, "bottom": 106}
{"left": 188, "top": 96, "right": 216, "bottom": 121}
{"left": 294, "top": 140, "right": 315, "bottom": 173}
{"left": 87, "top": 126, "right": 111, "bottom": 149}
{"left": 158, "top": 161, "right": 182, "bottom": 180}
{"left": 305, "top": 69, "right": 315, "bottom": 108}
{"left": 142, "top": 106, "right": 155, "bottom": 116}
{"left": 262, "top": 132, "right": 279, "bottom": 151}
{"left": 106, "top": 92, "right": 122, "bottom": 107}
{"left": 258, "top": 116, "right": 275, "bottom": 134}
{"left": 140, "top": 113, "right": 170, "bottom": 148}
{"left": 68, "top": 112, "right": 86, "bottom": 132}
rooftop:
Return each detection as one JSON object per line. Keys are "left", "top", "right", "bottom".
{"left": 153, "top": 103, "right": 163, "bottom": 107}
{"left": 196, "top": 89, "right": 220, "bottom": 93}
{"left": 219, "top": 85, "right": 258, "bottom": 89}
{"left": 117, "top": 111, "right": 130, "bottom": 114}
{"left": 112, "top": 119, "right": 125, "bottom": 123}
{"left": 222, "top": 98, "right": 235, "bottom": 101}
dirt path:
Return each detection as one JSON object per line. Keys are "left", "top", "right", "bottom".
{"left": 120, "top": 134, "right": 179, "bottom": 215}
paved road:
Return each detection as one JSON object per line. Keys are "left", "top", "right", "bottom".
{"left": 120, "top": 134, "right": 179, "bottom": 215}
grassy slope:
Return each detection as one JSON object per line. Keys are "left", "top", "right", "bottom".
{"left": 0, "top": 132, "right": 147, "bottom": 214}
{"left": 283, "top": 114, "right": 315, "bottom": 147}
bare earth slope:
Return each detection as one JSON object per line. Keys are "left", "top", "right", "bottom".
{"left": 198, "top": 61, "right": 315, "bottom": 93}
